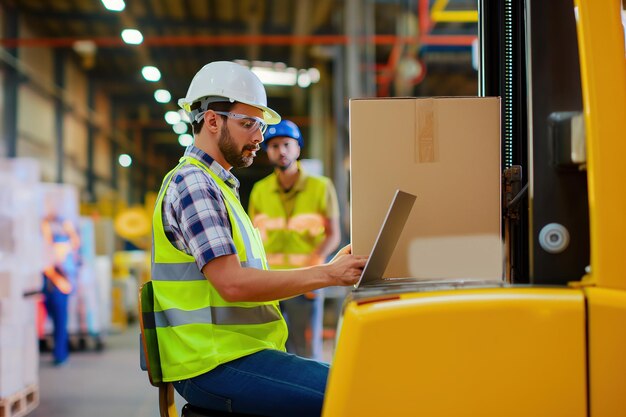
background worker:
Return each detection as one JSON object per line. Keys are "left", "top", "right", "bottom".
{"left": 152, "top": 61, "right": 366, "bottom": 417}
{"left": 248, "top": 120, "right": 341, "bottom": 360}
{"left": 41, "top": 205, "right": 81, "bottom": 366}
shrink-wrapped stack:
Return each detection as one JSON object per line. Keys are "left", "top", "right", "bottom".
{"left": 0, "top": 158, "right": 42, "bottom": 401}
{"left": 66, "top": 216, "right": 108, "bottom": 347}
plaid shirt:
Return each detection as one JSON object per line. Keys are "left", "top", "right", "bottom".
{"left": 162, "top": 145, "right": 239, "bottom": 270}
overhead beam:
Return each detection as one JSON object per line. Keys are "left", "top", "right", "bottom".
{"left": 0, "top": 34, "right": 475, "bottom": 48}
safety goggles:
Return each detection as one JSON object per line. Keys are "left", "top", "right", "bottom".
{"left": 213, "top": 111, "right": 268, "bottom": 134}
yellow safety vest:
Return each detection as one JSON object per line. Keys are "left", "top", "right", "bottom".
{"left": 249, "top": 170, "right": 331, "bottom": 269}
{"left": 151, "top": 156, "right": 287, "bottom": 382}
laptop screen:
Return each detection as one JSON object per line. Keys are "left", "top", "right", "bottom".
{"left": 354, "top": 189, "right": 417, "bottom": 288}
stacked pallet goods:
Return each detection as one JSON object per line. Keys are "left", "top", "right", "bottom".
{"left": 0, "top": 159, "right": 42, "bottom": 417}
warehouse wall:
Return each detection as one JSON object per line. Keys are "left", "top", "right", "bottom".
{"left": 16, "top": 21, "right": 56, "bottom": 182}
{"left": 93, "top": 88, "right": 114, "bottom": 198}
{"left": 63, "top": 59, "right": 88, "bottom": 191}
{"left": 0, "top": 9, "right": 126, "bottom": 205}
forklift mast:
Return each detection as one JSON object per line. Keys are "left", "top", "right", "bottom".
{"left": 481, "top": 0, "right": 590, "bottom": 285}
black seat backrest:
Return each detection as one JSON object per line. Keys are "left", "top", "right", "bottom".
{"left": 139, "top": 280, "right": 164, "bottom": 386}
{"left": 139, "top": 281, "right": 180, "bottom": 417}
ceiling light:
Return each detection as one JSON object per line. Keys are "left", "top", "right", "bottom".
{"left": 297, "top": 70, "right": 311, "bottom": 88}
{"left": 178, "top": 109, "right": 191, "bottom": 123}
{"left": 251, "top": 67, "right": 297, "bottom": 86}
{"left": 101, "top": 0, "right": 125, "bottom": 12}
{"left": 72, "top": 40, "right": 97, "bottom": 68}
{"left": 308, "top": 68, "right": 321, "bottom": 83}
{"left": 118, "top": 154, "right": 132, "bottom": 167}
{"left": 72, "top": 40, "right": 97, "bottom": 55}
{"left": 172, "top": 122, "right": 188, "bottom": 134}
{"left": 121, "top": 29, "right": 143, "bottom": 45}
{"left": 245, "top": 62, "right": 319, "bottom": 88}
{"left": 154, "top": 89, "right": 171, "bottom": 103}
{"left": 178, "top": 134, "right": 194, "bottom": 147}
{"left": 164, "top": 111, "right": 181, "bottom": 125}
{"left": 141, "top": 66, "right": 161, "bottom": 82}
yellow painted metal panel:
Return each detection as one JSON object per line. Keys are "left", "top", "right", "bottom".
{"left": 586, "top": 287, "right": 626, "bottom": 417}
{"left": 431, "top": 0, "right": 478, "bottom": 23}
{"left": 323, "top": 288, "right": 586, "bottom": 417}
{"left": 574, "top": 0, "right": 626, "bottom": 288}
{"left": 431, "top": 10, "right": 478, "bottom": 23}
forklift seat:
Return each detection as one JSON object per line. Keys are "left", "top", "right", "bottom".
{"left": 138, "top": 281, "right": 259, "bottom": 417}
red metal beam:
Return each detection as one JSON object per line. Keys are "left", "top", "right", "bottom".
{"left": 0, "top": 34, "right": 475, "bottom": 48}
{"left": 419, "top": 0, "right": 433, "bottom": 36}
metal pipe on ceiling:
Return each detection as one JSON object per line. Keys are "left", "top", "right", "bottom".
{"left": 0, "top": 34, "right": 476, "bottom": 48}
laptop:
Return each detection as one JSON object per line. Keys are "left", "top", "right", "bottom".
{"left": 354, "top": 189, "right": 417, "bottom": 288}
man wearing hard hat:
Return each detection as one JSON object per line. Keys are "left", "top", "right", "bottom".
{"left": 248, "top": 119, "right": 341, "bottom": 361}
{"left": 150, "top": 61, "right": 366, "bottom": 417}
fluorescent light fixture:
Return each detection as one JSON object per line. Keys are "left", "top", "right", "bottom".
{"left": 297, "top": 70, "right": 311, "bottom": 88}
{"left": 173, "top": 122, "right": 188, "bottom": 134}
{"left": 73, "top": 40, "right": 97, "bottom": 55}
{"left": 308, "top": 68, "right": 321, "bottom": 83}
{"left": 274, "top": 62, "right": 288, "bottom": 70}
{"left": 178, "top": 134, "right": 194, "bottom": 147}
{"left": 118, "top": 154, "right": 132, "bottom": 167}
{"left": 154, "top": 89, "right": 171, "bottom": 103}
{"left": 164, "top": 111, "right": 181, "bottom": 125}
{"left": 178, "top": 109, "right": 191, "bottom": 123}
{"left": 121, "top": 29, "right": 143, "bottom": 45}
{"left": 141, "top": 66, "right": 161, "bottom": 82}
{"left": 244, "top": 62, "right": 320, "bottom": 88}
{"left": 101, "top": 0, "right": 125, "bottom": 11}
{"left": 251, "top": 67, "right": 297, "bottom": 86}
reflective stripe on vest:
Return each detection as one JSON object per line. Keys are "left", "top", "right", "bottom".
{"left": 151, "top": 156, "right": 287, "bottom": 382}
{"left": 143, "top": 304, "right": 282, "bottom": 329}
{"left": 266, "top": 253, "right": 310, "bottom": 268}
{"left": 250, "top": 173, "right": 331, "bottom": 269}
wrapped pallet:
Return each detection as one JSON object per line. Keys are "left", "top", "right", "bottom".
{"left": 0, "top": 158, "right": 41, "bottom": 414}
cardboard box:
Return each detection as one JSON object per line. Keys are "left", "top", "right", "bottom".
{"left": 350, "top": 97, "right": 502, "bottom": 280}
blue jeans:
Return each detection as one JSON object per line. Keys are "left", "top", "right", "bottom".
{"left": 43, "top": 280, "right": 69, "bottom": 364}
{"left": 173, "top": 349, "right": 329, "bottom": 417}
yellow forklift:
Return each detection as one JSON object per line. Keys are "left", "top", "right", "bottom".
{"left": 323, "top": 1, "right": 626, "bottom": 416}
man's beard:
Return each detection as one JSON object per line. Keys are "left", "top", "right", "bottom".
{"left": 275, "top": 161, "right": 294, "bottom": 171}
{"left": 218, "top": 124, "right": 257, "bottom": 168}
{"left": 271, "top": 157, "right": 294, "bottom": 172}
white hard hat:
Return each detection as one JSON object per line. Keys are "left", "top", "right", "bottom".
{"left": 178, "top": 61, "right": 281, "bottom": 125}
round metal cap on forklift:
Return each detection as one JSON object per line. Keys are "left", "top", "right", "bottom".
{"left": 177, "top": 61, "right": 281, "bottom": 125}
{"left": 262, "top": 119, "right": 304, "bottom": 149}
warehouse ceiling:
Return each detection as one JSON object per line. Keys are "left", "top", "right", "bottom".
{"left": 1, "top": 0, "right": 478, "bottom": 175}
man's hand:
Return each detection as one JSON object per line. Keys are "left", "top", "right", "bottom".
{"left": 322, "top": 245, "right": 368, "bottom": 286}
{"left": 330, "top": 244, "right": 353, "bottom": 261}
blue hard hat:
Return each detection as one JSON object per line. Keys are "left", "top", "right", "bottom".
{"left": 262, "top": 119, "right": 303, "bottom": 149}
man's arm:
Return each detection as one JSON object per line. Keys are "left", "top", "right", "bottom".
{"left": 63, "top": 220, "right": 81, "bottom": 250}
{"left": 308, "top": 179, "right": 341, "bottom": 265}
{"left": 308, "top": 215, "right": 341, "bottom": 266}
{"left": 202, "top": 245, "right": 366, "bottom": 302}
